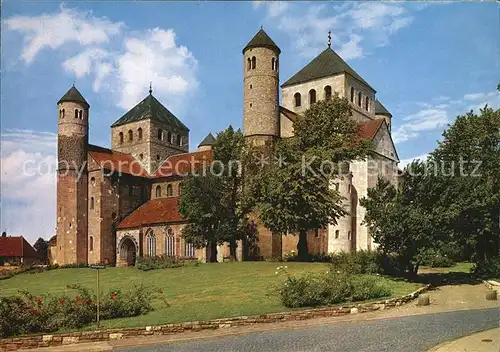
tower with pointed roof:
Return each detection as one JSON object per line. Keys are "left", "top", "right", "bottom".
{"left": 242, "top": 28, "right": 281, "bottom": 146}
{"left": 110, "top": 89, "right": 189, "bottom": 173}
{"left": 56, "top": 85, "right": 89, "bottom": 265}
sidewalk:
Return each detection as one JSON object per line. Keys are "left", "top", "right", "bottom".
{"left": 428, "top": 327, "right": 500, "bottom": 352}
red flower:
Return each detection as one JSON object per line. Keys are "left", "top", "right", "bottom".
{"left": 81, "top": 298, "right": 87, "bottom": 304}
{"left": 35, "top": 297, "right": 42, "bottom": 304}
{"left": 74, "top": 295, "right": 81, "bottom": 303}
{"left": 60, "top": 300, "right": 65, "bottom": 305}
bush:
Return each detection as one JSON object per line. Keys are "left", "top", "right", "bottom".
{"left": 416, "top": 248, "right": 455, "bottom": 268}
{"left": 329, "top": 250, "right": 382, "bottom": 274}
{"left": 276, "top": 268, "right": 392, "bottom": 308}
{"left": 0, "top": 284, "right": 155, "bottom": 338}
{"left": 471, "top": 257, "right": 500, "bottom": 278}
{"left": 135, "top": 255, "right": 199, "bottom": 271}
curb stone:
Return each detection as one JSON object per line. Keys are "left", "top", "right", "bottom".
{"left": 0, "top": 284, "right": 430, "bottom": 351}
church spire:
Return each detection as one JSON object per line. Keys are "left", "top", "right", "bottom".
{"left": 327, "top": 30, "right": 331, "bottom": 48}
{"left": 149, "top": 81, "right": 153, "bottom": 95}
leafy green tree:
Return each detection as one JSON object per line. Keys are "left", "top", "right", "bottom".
{"left": 179, "top": 127, "right": 255, "bottom": 261}
{"left": 33, "top": 237, "right": 49, "bottom": 264}
{"left": 431, "top": 106, "right": 500, "bottom": 263}
{"left": 252, "top": 95, "right": 371, "bottom": 259}
{"left": 361, "top": 161, "right": 440, "bottom": 274}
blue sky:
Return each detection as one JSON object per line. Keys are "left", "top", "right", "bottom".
{"left": 1, "top": 1, "right": 499, "bottom": 243}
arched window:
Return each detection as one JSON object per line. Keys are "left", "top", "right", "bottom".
{"left": 59, "top": 110, "right": 63, "bottom": 118}
{"left": 119, "top": 132, "right": 124, "bottom": 144}
{"left": 185, "top": 242, "right": 195, "bottom": 258}
{"left": 156, "top": 154, "right": 161, "bottom": 161}
{"left": 271, "top": 57, "right": 275, "bottom": 70}
{"left": 365, "top": 97, "right": 369, "bottom": 110}
{"left": 309, "top": 89, "right": 316, "bottom": 105}
{"left": 157, "top": 129, "right": 163, "bottom": 140}
{"left": 335, "top": 230, "right": 340, "bottom": 239}
{"left": 358, "top": 92, "right": 362, "bottom": 107}
{"left": 166, "top": 184, "right": 173, "bottom": 197}
{"left": 247, "top": 58, "right": 251, "bottom": 71}
{"left": 138, "top": 128, "right": 143, "bottom": 140}
{"left": 171, "top": 133, "right": 176, "bottom": 144}
{"left": 146, "top": 230, "right": 156, "bottom": 257}
{"left": 156, "top": 185, "right": 162, "bottom": 198}
{"left": 165, "top": 228, "right": 175, "bottom": 256}
{"left": 324, "top": 85, "right": 332, "bottom": 100}
{"left": 350, "top": 87, "right": 355, "bottom": 102}
{"left": 90, "top": 197, "right": 94, "bottom": 210}
{"left": 139, "top": 153, "right": 143, "bottom": 160}
{"left": 347, "top": 231, "right": 351, "bottom": 240}
{"left": 251, "top": 56, "right": 256, "bottom": 69}
{"left": 128, "top": 130, "right": 133, "bottom": 142}
{"left": 74, "top": 109, "right": 78, "bottom": 118}
{"left": 176, "top": 134, "right": 182, "bottom": 146}
{"left": 89, "top": 236, "right": 94, "bottom": 251}
{"left": 167, "top": 132, "right": 172, "bottom": 144}
{"left": 79, "top": 110, "right": 83, "bottom": 119}
{"left": 90, "top": 177, "right": 95, "bottom": 186}
{"left": 294, "top": 92, "right": 301, "bottom": 107}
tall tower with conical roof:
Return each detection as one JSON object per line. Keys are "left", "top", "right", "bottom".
{"left": 56, "top": 85, "right": 89, "bottom": 265}
{"left": 242, "top": 28, "right": 281, "bottom": 146}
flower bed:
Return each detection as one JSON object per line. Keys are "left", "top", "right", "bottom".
{"left": 0, "top": 284, "right": 156, "bottom": 338}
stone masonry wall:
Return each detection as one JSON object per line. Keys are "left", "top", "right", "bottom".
{"left": 281, "top": 74, "right": 344, "bottom": 114}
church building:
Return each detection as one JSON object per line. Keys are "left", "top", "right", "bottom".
{"left": 53, "top": 28, "right": 399, "bottom": 266}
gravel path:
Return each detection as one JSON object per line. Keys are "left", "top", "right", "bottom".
{"left": 117, "top": 307, "right": 500, "bottom": 352}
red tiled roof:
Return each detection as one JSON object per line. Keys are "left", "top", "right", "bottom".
{"left": 0, "top": 236, "right": 41, "bottom": 258}
{"left": 279, "top": 105, "right": 300, "bottom": 122}
{"left": 89, "top": 145, "right": 148, "bottom": 177}
{"left": 359, "top": 118, "right": 385, "bottom": 140}
{"left": 154, "top": 150, "right": 212, "bottom": 178}
{"left": 117, "top": 197, "right": 184, "bottom": 229}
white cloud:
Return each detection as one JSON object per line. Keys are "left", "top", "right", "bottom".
{"left": 393, "top": 108, "right": 449, "bottom": 143}
{"left": 6, "top": 7, "right": 198, "bottom": 113}
{"left": 4, "top": 4, "right": 123, "bottom": 63}
{"left": 255, "top": 2, "right": 416, "bottom": 59}
{"left": 0, "top": 129, "right": 57, "bottom": 244}
{"left": 463, "top": 91, "right": 497, "bottom": 101}
{"left": 399, "top": 153, "right": 429, "bottom": 168}
{"left": 115, "top": 28, "right": 198, "bottom": 110}
{"left": 62, "top": 48, "right": 109, "bottom": 78}
{"left": 394, "top": 90, "right": 500, "bottom": 144}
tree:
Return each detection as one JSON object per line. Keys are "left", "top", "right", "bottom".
{"left": 179, "top": 127, "right": 255, "bottom": 261}
{"left": 431, "top": 106, "right": 500, "bottom": 263}
{"left": 361, "top": 161, "right": 441, "bottom": 275}
{"left": 33, "top": 237, "right": 49, "bottom": 263}
{"left": 251, "top": 95, "right": 371, "bottom": 259}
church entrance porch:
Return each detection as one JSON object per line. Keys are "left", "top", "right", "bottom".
{"left": 118, "top": 237, "right": 137, "bottom": 266}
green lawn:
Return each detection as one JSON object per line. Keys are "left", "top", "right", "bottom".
{"left": 0, "top": 262, "right": 420, "bottom": 330}
{"left": 419, "top": 262, "right": 474, "bottom": 274}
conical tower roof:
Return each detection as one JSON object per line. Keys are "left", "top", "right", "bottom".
{"left": 57, "top": 85, "right": 89, "bottom": 108}
{"left": 282, "top": 47, "right": 374, "bottom": 91}
{"left": 243, "top": 28, "right": 281, "bottom": 54}
{"left": 198, "top": 133, "right": 216, "bottom": 147}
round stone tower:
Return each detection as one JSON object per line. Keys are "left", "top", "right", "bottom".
{"left": 56, "top": 85, "right": 89, "bottom": 265}
{"left": 242, "top": 28, "right": 281, "bottom": 146}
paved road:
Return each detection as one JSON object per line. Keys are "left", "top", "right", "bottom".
{"left": 117, "top": 308, "right": 500, "bottom": 352}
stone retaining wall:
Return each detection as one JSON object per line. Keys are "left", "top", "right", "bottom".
{"left": 0, "top": 285, "right": 430, "bottom": 351}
